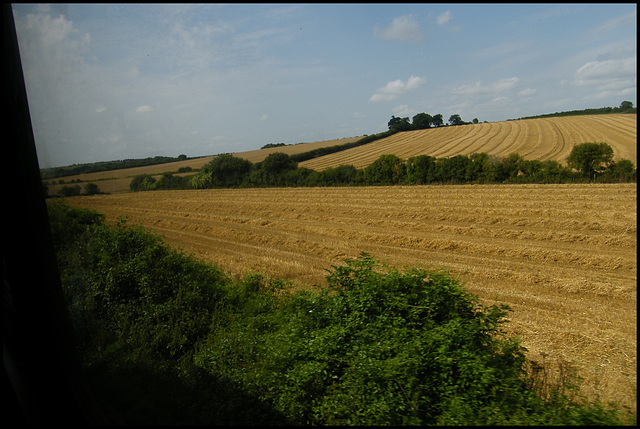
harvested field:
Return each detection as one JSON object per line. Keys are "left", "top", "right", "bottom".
{"left": 300, "top": 114, "right": 637, "bottom": 170}
{"left": 66, "top": 183, "right": 637, "bottom": 410}
{"left": 44, "top": 136, "right": 362, "bottom": 195}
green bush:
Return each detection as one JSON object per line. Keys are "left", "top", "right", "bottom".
{"left": 129, "top": 174, "right": 156, "bottom": 191}
{"left": 48, "top": 202, "right": 632, "bottom": 425}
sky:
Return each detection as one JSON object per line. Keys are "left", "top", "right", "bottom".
{"left": 12, "top": 3, "right": 637, "bottom": 168}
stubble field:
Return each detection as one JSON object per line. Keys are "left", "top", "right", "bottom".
{"left": 66, "top": 183, "right": 637, "bottom": 410}
{"left": 300, "top": 114, "right": 637, "bottom": 170}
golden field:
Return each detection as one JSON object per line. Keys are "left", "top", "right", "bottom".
{"left": 44, "top": 136, "right": 362, "bottom": 195}
{"left": 66, "top": 183, "right": 637, "bottom": 410}
{"left": 46, "top": 114, "right": 636, "bottom": 195}
{"left": 301, "top": 114, "right": 637, "bottom": 170}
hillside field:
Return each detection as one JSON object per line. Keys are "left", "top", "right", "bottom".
{"left": 66, "top": 183, "right": 637, "bottom": 411}
{"left": 46, "top": 114, "right": 636, "bottom": 195}
{"left": 44, "top": 136, "right": 362, "bottom": 194}
{"left": 301, "top": 114, "right": 637, "bottom": 170}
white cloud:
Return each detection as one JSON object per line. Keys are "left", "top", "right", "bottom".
{"left": 437, "top": 11, "right": 452, "bottom": 26}
{"left": 574, "top": 57, "right": 635, "bottom": 82}
{"left": 260, "top": 114, "right": 269, "bottom": 121}
{"left": 136, "top": 105, "right": 153, "bottom": 113}
{"left": 369, "top": 75, "right": 427, "bottom": 102}
{"left": 566, "top": 57, "right": 636, "bottom": 96}
{"left": 374, "top": 14, "right": 423, "bottom": 42}
{"left": 452, "top": 77, "right": 520, "bottom": 95}
{"left": 517, "top": 88, "right": 537, "bottom": 97}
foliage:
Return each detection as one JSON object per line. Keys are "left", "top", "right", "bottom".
{"left": 130, "top": 143, "right": 635, "bottom": 191}
{"left": 261, "top": 142, "right": 287, "bottom": 149}
{"left": 364, "top": 154, "right": 406, "bottom": 185}
{"left": 41, "top": 155, "right": 195, "bottom": 180}
{"left": 48, "top": 202, "right": 633, "bottom": 425}
{"left": 388, "top": 115, "right": 412, "bottom": 132}
{"left": 58, "top": 184, "right": 82, "bottom": 197}
{"left": 567, "top": 142, "right": 615, "bottom": 179}
{"left": 130, "top": 174, "right": 157, "bottom": 192}
{"left": 289, "top": 130, "right": 398, "bottom": 163}
{"left": 512, "top": 101, "right": 636, "bottom": 120}
{"left": 83, "top": 182, "right": 101, "bottom": 195}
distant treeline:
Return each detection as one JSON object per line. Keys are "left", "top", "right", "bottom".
{"left": 40, "top": 154, "right": 192, "bottom": 180}
{"left": 130, "top": 142, "right": 636, "bottom": 192}
{"left": 510, "top": 101, "right": 636, "bottom": 120}
{"left": 42, "top": 102, "right": 634, "bottom": 181}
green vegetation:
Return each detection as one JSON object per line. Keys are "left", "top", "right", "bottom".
{"left": 179, "top": 142, "right": 635, "bottom": 191}
{"left": 48, "top": 200, "right": 634, "bottom": 425}
{"left": 511, "top": 101, "right": 636, "bottom": 120}
{"left": 53, "top": 182, "right": 103, "bottom": 198}
{"left": 40, "top": 154, "right": 193, "bottom": 180}
{"left": 261, "top": 142, "right": 287, "bottom": 149}
{"left": 567, "top": 142, "right": 615, "bottom": 179}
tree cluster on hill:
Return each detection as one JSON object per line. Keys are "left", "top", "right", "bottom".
{"left": 511, "top": 101, "right": 636, "bottom": 120}
{"left": 388, "top": 112, "right": 479, "bottom": 132}
{"left": 134, "top": 142, "right": 634, "bottom": 192}
{"left": 261, "top": 142, "right": 287, "bottom": 149}
{"left": 49, "top": 182, "right": 103, "bottom": 198}
{"left": 46, "top": 200, "right": 632, "bottom": 425}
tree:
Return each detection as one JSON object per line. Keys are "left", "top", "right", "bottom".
{"left": 412, "top": 112, "right": 432, "bottom": 130}
{"left": 250, "top": 152, "right": 298, "bottom": 186}
{"left": 497, "top": 153, "right": 525, "bottom": 182}
{"left": 406, "top": 155, "right": 436, "bottom": 184}
{"left": 619, "top": 101, "right": 633, "bottom": 110}
{"left": 566, "top": 142, "right": 614, "bottom": 179}
{"left": 364, "top": 154, "right": 406, "bottom": 185}
{"left": 83, "top": 182, "right": 101, "bottom": 195}
{"left": 130, "top": 174, "right": 156, "bottom": 191}
{"left": 388, "top": 115, "right": 412, "bottom": 132}
{"left": 431, "top": 114, "right": 444, "bottom": 127}
{"left": 448, "top": 114, "right": 464, "bottom": 126}
{"left": 58, "top": 184, "right": 81, "bottom": 197}
{"left": 195, "top": 153, "right": 252, "bottom": 188}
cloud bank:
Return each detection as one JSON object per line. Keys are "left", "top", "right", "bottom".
{"left": 369, "top": 75, "right": 427, "bottom": 102}
{"left": 374, "top": 14, "right": 423, "bottom": 42}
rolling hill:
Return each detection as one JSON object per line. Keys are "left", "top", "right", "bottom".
{"left": 46, "top": 114, "right": 636, "bottom": 194}
{"left": 299, "top": 114, "right": 637, "bottom": 171}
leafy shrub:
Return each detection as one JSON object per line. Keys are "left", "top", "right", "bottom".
{"left": 58, "top": 184, "right": 82, "bottom": 197}
{"left": 49, "top": 202, "right": 632, "bottom": 425}
{"left": 129, "top": 174, "right": 156, "bottom": 191}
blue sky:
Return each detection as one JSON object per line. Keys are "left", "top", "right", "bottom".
{"left": 12, "top": 3, "right": 637, "bottom": 168}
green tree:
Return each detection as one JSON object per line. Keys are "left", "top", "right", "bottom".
{"left": 602, "top": 159, "right": 636, "bottom": 182}
{"left": 495, "top": 153, "right": 525, "bottom": 182}
{"left": 58, "top": 184, "right": 82, "bottom": 197}
{"left": 619, "top": 101, "right": 634, "bottom": 111}
{"left": 84, "top": 182, "right": 101, "bottom": 195}
{"left": 412, "top": 112, "right": 432, "bottom": 129}
{"left": 406, "top": 155, "right": 436, "bottom": 184}
{"left": 194, "top": 153, "right": 252, "bottom": 188}
{"left": 388, "top": 115, "right": 412, "bottom": 132}
{"left": 431, "top": 114, "right": 444, "bottom": 128}
{"left": 566, "top": 142, "right": 614, "bottom": 179}
{"left": 130, "top": 174, "right": 157, "bottom": 191}
{"left": 247, "top": 152, "right": 298, "bottom": 187}
{"left": 364, "top": 154, "right": 406, "bottom": 185}
{"left": 448, "top": 114, "right": 464, "bottom": 126}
